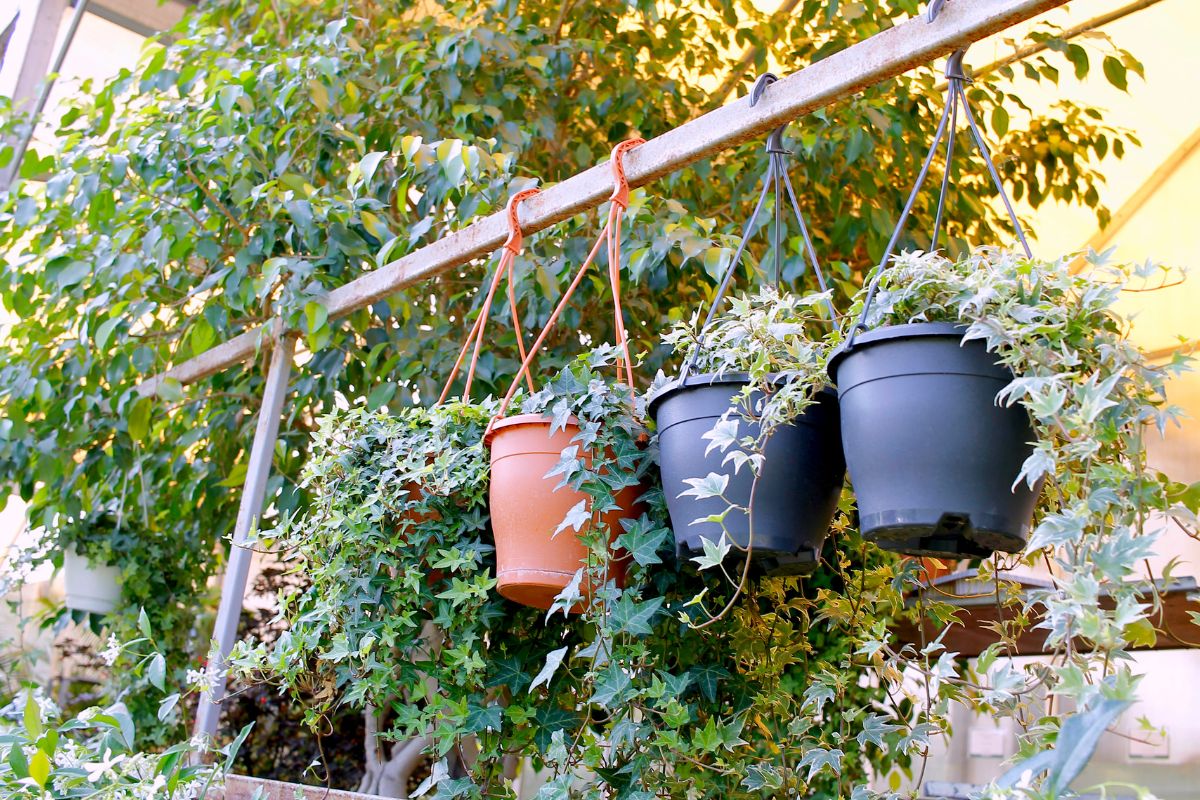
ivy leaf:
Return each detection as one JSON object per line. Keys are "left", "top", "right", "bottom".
{"left": 797, "top": 747, "right": 843, "bottom": 781}
{"left": 701, "top": 416, "right": 740, "bottom": 456}
{"left": 857, "top": 713, "right": 900, "bottom": 749}
{"left": 616, "top": 520, "right": 670, "bottom": 567}
{"left": 741, "top": 763, "right": 783, "bottom": 791}
{"left": 528, "top": 646, "right": 568, "bottom": 693}
{"left": 689, "top": 664, "right": 729, "bottom": 703}
{"left": 533, "top": 706, "right": 579, "bottom": 754}
{"left": 485, "top": 657, "right": 531, "bottom": 693}
{"left": 679, "top": 472, "right": 728, "bottom": 500}
{"left": 691, "top": 535, "right": 731, "bottom": 571}
{"left": 610, "top": 595, "right": 663, "bottom": 636}
{"left": 553, "top": 499, "right": 591, "bottom": 538}
{"left": 465, "top": 701, "right": 503, "bottom": 734}
{"left": 802, "top": 682, "right": 836, "bottom": 715}
{"left": 592, "top": 662, "right": 632, "bottom": 709}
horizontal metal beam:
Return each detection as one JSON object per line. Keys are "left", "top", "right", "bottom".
{"left": 89, "top": 0, "right": 192, "bottom": 38}
{"left": 137, "top": 0, "right": 1069, "bottom": 398}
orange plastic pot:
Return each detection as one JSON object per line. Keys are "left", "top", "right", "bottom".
{"left": 485, "top": 414, "right": 639, "bottom": 611}
{"left": 397, "top": 482, "right": 444, "bottom": 584}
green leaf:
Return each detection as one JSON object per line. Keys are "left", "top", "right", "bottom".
{"left": 28, "top": 749, "right": 50, "bottom": 789}
{"left": 158, "top": 692, "right": 181, "bottom": 722}
{"left": 304, "top": 300, "right": 328, "bottom": 335}
{"left": 148, "top": 652, "right": 166, "bottom": 690}
{"left": 56, "top": 260, "right": 90, "bottom": 289}
{"left": 610, "top": 595, "right": 663, "bottom": 636}
{"left": 139, "top": 607, "right": 153, "bottom": 639}
{"left": 23, "top": 692, "right": 42, "bottom": 738}
{"left": 991, "top": 105, "right": 1009, "bottom": 138}
{"left": 95, "top": 316, "right": 122, "bottom": 351}
{"left": 190, "top": 317, "right": 215, "bottom": 353}
{"left": 1102, "top": 55, "right": 1128, "bottom": 91}
{"left": 127, "top": 395, "right": 153, "bottom": 441}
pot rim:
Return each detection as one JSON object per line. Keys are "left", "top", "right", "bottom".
{"left": 828, "top": 321, "right": 971, "bottom": 380}
{"left": 647, "top": 371, "right": 835, "bottom": 420}
{"left": 484, "top": 412, "right": 579, "bottom": 447}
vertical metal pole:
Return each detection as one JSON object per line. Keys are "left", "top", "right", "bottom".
{"left": 194, "top": 333, "right": 295, "bottom": 742}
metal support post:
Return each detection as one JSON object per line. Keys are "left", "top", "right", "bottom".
{"left": 193, "top": 333, "right": 295, "bottom": 742}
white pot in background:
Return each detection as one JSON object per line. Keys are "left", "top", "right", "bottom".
{"left": 62, "top": 548, "right": 121, "bottom": 614}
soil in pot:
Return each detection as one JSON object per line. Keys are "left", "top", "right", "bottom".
{"left": 649, "top": 375, "right": 845, "bottom": 575}
{"left": 829, "top": 322, "right": 1041, "bottom": 558}
{"left": 485, "top": 414, "right": 640, "bottom": 611}
{"left": 62, "top": 548, "right": 121, "bottom": 615}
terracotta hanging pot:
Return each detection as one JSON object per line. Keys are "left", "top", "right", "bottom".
{"left": 485, "top": 414, "right": 639, "bottom": 611}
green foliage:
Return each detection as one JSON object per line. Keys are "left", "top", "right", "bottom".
{"left": 829, "top": 247, "right": 1189, "bottom": 797}
{"left": 0, "top": 0, "right": 1150, "bottom": 786}
{"left": 0, "top": 618, "right": 249, "bottom": 798}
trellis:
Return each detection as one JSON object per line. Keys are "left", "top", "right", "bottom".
{"left": 127, "top": 0, "right": 1076, "bottom": 742}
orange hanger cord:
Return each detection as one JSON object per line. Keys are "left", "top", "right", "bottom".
{"left": 489, "top": 139, "right": 644, "bottom": 429}
{"left": 437, "top": 188, "right": 541, "bottom": 405}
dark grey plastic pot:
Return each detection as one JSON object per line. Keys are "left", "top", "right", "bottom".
{"left": 828, "top": 322, "right": 1040, "bottom": 558}
{"left": 648, "top": 374, "right": 845, "bottom": 575}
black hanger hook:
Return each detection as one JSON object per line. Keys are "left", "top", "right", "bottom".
{"left": 750, "top": 72, "right": 790, "bottom": 155}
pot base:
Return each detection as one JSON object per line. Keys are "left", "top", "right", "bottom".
{"left": 865, "top": 511, "right": 1026, "bottom": 559}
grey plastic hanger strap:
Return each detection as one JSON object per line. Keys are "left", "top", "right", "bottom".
{"left": 679, "top": 75, "right": 836, "bottom": 381}
{"left": 847, "top": 47, "right": 1033, "bottom": 348}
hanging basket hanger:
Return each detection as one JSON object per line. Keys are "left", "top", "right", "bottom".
{"left": 846, "top": 38, "right": 1034, "bottom": 350}
{"left": 679, "top": 72, "right": 835, "bottom": 381}
{"left": 487, "top": 138, "right": 646, "bottom": 433}
{"left": 437, "top": 187, "right": 541, "bottom": 405}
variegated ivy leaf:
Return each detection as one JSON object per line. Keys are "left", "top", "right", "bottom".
{"left": 701, "top": 415, "right": 740, "bottom": 456}
{"left": 679, "top": 472, "right": 728, "bottom": 500}
{"left": 528, "top": 646, "right": 569, "bottom": 693}
{"left": 691, "top": 535, "right": 731, "bottom": 570}
{"left": 553, "top": 499, "right": 591, "bottom": 538}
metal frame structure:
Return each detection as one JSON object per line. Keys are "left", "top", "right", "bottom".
{"left": 121, "top": 0, "right": 1081, "bottom": 741}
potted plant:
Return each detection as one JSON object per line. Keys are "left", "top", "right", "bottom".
{"left": 57, "top": 510, "right": 124, "bottom": 615}
{"left": 62, "top": 547, "right": 122, "bottom": 615}
{"left": 486, "top": 346, "right": 649, "bottom": 612}
{"left": 482, "top": 138, "right": 651, "bottom": 611}
{"left": 650, "top": 287, "right": 844, "bottom": 574}
{"left": 829, "top": 247, "right": 1100, "bottom": 557}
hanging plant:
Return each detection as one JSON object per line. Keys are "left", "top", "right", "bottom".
{"left": 650, "top": 84, "right": 845, "bottom": 578}
{"left": 829, "top": 48, "right": 1048, "bottom": 558}
{"left": 486, "top": 140, "right": 649, "bottom": 611}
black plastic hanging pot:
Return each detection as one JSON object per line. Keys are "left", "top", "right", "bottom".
{"left": 828, "top": 322, "right": 1040, "bottom": 558}
{"left": 649, "top": 373, "right": 845, "bottom": 575}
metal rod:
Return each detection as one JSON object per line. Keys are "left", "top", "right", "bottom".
{"left": 2, "top": 0, "right": 89, "bottom": 190}
{"left": 135, "top": 0, "right": 1072, "bottom": 397}
{"left": 193, "top": 333, "right": 296, "bottom": 743}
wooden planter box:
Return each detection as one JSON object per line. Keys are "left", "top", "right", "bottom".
{"left": 209, "top": 775, "right": 389, "bottom": 800}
